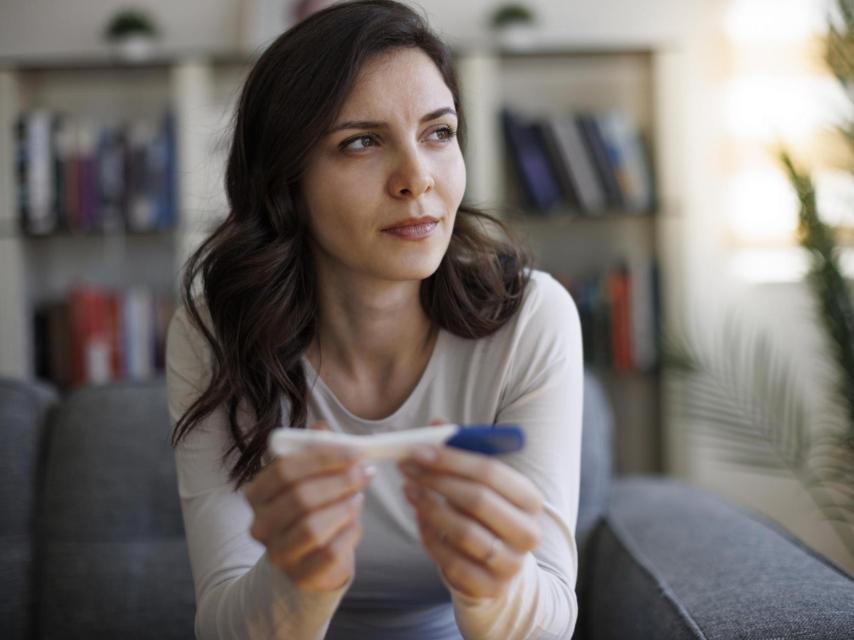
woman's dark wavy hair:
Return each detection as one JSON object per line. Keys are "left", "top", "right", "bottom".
{"left": 171, "top": 0, "right": 532, "bottom": 489}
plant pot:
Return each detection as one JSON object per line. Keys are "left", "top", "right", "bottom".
{"left": 110, "top": 34, "right": 157, "bottom": 62}
{"left": 494, "top": 23, "right": 537, "bottom": 50}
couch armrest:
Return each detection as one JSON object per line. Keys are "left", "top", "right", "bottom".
{"left": 575, "top": 477, "right": 854, "bottom": 640}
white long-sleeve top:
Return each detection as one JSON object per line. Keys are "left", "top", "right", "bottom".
{"left": 166, "top": 269, "right": 583, "bottom": 639}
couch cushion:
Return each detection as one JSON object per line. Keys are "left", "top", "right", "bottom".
{"left": 35, "top": 378, "right": 195, "bottom": 639}
{"left": 0, "top": 378, "right": 57, "bottom": 640}
{"left": 577, "top": 370, "right": 613, "bottom": 551}
{"left": 581, "top": 478, "right": 854, "bottom": 639}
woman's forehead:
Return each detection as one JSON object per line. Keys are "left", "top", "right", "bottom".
{"left": 339, "top": 48, "right": 453, "bottom": 115}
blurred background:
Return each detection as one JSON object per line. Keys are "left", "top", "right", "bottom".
{"left": 1, "top": 0, "right": 853, "bottom": 574}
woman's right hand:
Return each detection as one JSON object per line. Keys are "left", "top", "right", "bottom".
{"left": 243, "top": 421, "right": 376, "bottom": 593}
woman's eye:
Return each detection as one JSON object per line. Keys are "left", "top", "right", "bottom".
{"left": 342, "top": 135, "right": 377, "bottom": 151}
{"left": 429, "top": 126, "right": 456, "bottom": 142}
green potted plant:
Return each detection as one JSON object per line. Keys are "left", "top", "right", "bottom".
{"left": 103, "top": 8, "right": 161, "bottom": 62}
{"left": 488, "top": 3, "right": 537, "bottom": 50}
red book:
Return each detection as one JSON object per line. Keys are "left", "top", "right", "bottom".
{"left": 608, "top": 266, "right": 634, "bottom": 374}
{"left": 106, "top": 291, "right": 123, "bottom": 378}
{"left": 68, "top": 286, "right": 112, "bottom": 386}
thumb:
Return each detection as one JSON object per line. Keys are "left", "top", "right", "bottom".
{"left": 309, "top": 420, "right": 331, "bottom": 431}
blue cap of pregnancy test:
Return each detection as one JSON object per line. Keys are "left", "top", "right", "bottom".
{"left": 444, "top": 424, "right": 524, "bottom": 455}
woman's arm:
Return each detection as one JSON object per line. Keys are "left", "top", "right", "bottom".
{"left": 401, "top": 275, "right": 583, "bottom": 639}
{"left": 166, "top": 307, "right": 350, "bottom": 639}
{"left": 454, "top": 280, "right": 582, "bottom": 639}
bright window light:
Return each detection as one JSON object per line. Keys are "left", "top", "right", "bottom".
{"left": 724, "top": 0, "right": 828, "bottom": 45}
{"left": 814, "top": 169, "right": 854, "bottom": 228}
{"left": 723, "top": 75, "right": 846, "bottom": 145}
{"left": 726, "top": 169, "right": 800, "bottom": 245}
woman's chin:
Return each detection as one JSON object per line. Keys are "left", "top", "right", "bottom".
{"left": 380, "top": 254, "right": 445, "bottom": 282}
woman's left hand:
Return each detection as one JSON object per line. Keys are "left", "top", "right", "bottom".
{"left": 397, "top": 421, "right": 545, "bottom": 600}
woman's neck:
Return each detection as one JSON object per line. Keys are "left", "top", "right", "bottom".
{"left": 307, "top": 271, "right": 436, "bottom": 389}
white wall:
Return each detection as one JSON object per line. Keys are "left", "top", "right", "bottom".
{"left": 0, "top": 0, "right": 701, "bottom": 59}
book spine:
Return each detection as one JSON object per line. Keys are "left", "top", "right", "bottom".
{"left": 576, "top": 112, "right": 624, "bottom": 209}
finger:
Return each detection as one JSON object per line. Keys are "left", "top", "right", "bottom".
{"left": 401, "top": 446, "right": 543, "bottom": 515}
{"left": 428, "top": 417, "right": 450, "bottom": 426}
{"left": 272, "top": 492, "right": 364, "bottom": 567}
{"left": 252, "top": 465, "right": 374, "bottom": 540}
{"left": 403, "top": 481, "right": 523, "bottom": 579}
{"left": 309, "top": 420, "right": 331, "bottom": 431}
{"left": 245, "top": 442, "right": 363, "bottom": 506}
{"left": 400, "top": 468, "right": 541, "bottom": 553}
{"left": 417, "top": 516, "right": 506, "bottom": 599}
{"left": 289, "top": 518, "right": 362, "bottom": 592}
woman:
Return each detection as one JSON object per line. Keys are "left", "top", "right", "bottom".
{"left": 166, "top": 1, "right": 583, "bottom": 638}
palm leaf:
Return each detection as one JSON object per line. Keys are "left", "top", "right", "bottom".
{"left": 663, "top": 315, "right": 854, "bottom": 559}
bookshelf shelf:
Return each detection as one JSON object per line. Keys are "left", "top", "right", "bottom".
{"left": 0, "top": 58, "right": 194, "bottom": 389}
{"left": 19, "top": 229, "right": 176, "bottom": 239}
{"left": 506, "top": 209, "right": 658, "bottom": 224}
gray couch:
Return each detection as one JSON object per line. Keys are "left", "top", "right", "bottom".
{"left": 2, "top": 373, "right": 853, "bottom": 639}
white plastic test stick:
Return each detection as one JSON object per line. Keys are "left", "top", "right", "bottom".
{"left": 268, "top": 424, "right": 459, "bottom": 461}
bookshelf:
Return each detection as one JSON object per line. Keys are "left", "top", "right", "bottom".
{"left": 0, "top": 54, "right": 250, "bottom": 389}
{"left": 457, "top": 47, "right": 677, "bottom": 475}
{"left": 0, "top": 45, "right": 683, "bottom": 474}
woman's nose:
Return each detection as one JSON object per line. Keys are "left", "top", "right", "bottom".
{"left": 389, "top": 147, "right": 435, "bottom": 197}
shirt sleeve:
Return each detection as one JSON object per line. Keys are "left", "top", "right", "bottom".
{"left": 448, "top": 274, "right": 583, "bottom": 640}
{"left": 166, "top": 306, "right": 350, "bottom": 640}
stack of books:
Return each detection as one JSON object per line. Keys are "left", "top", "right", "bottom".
{"left": 33, "top": 285, "right": 176, "bottom": 388}
{"left": 557, "top": 260, "right": 661, "bottom": 374}
{"left": 15, "top": 109, "right": 178, "bottom": 235}
{"left": 501, "top": 106, "right": 655, "bottom": 216}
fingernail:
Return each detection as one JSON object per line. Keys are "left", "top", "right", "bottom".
{"left": 351, "top": 492, "right": 365, "bottom": 506}
{"left": 363, "top": 464, "right": 377, "bottom": 479}
{"left": 412, "top": 447, "right": 437, "bottom": 463}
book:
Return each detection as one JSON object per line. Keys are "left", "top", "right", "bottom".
{"left": 629, "top": 258, "right": 659, "bottom": 372}
{"left": 68, "top": 286, "right": 112, "bottom": 386}
{"left": 95, "top": 125, "right": 127, "bottom": 233}
{"left": 122, "top": 286, "right": 156, "bottom": 380}
{"left": 595, "top": 109, "right": 654, "bottom": 213}
{"left": 608, "top": 263, "right": 633, "bottom": 373}
{"left": 543, "top": 113, "right": 606, "bottom": 214}
{"left": 22, "top": 110, "right": 57, "bottom": 234}
{"left": 34, "top": 285, "right": 174, "bottom": 388}
{"left": 576, "top": 112, "right": 624, "bottom": 209}
{"left": 500, "top": 108, "right": 564, "bottom": 213}
{"left": 16, "top": 108, "right": 178, "bottom": 234}
{"left": 533, "top": 120, "right": 582, "bottom": 212}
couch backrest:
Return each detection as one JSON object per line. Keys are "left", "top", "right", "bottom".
{"left": 577, "top": 370, "right": 613, "bottom": 552}
{"left": 35, "top": 378, "right": 195, "bottom": 639}
{"left": 0, "top": 378, "right": 57, "bottom": 640}
{"left": 22, "top": 369, "right": 612, "bottom": 638}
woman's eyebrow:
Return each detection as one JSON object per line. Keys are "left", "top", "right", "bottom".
{"left": 328, "top": 107, "right": 457, "bottom": 133}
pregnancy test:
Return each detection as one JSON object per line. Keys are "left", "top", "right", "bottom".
{"left": 267, "top": 424, "right": 524, "bottom": 461}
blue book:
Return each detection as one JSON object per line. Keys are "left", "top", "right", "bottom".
{"left": 501, "top": 108, "right": 563, "bottom": 213}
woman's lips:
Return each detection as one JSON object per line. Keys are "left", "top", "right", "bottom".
{"left": 381, "top": 220, "right": 438, "bottom": 240}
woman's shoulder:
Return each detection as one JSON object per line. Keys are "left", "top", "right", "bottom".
{"left": 447, "top": 268, "right": 580, "bottom": 359}
{"left": 166, "top": 295, "right": 215, "bottom": 365}
{"left": 514, "top": 269, "right": 581, "bottom": 335}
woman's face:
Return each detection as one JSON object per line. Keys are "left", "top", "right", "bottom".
{"left": 300, "top": 47, "right": 466, "bottom": 286}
